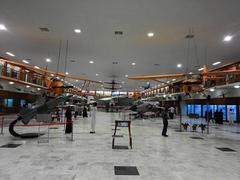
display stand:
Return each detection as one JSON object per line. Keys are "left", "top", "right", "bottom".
{"left": 112, "top": 120, "right": 132, "bottom": 149}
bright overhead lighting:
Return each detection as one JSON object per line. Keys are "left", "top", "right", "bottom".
{"left": 198, "top": 68, "right": 204, "bottom": 71}
{"left": 163, "top": 94, "right": 166, "bottom": 98}
{"left": 167, "top": 81, "right": 170, "bottom": 83}
{"left": 96, "top": 73, "right": 99, "bottom": 76}
{"left": 125, "top": 74, "right": 128, "bottom": 77}
{"left": 34, "top": 66, "right": 40, "bottom": 69}
{"left": 37, "top": 88, "right": 41, "bottom": 91}
{"left": 121, "top": 81, "right": 125, "bottom": 84}
{"left": 89, "top": 60, "right": 94, "bottom": 64}
{"left": 46, "top": 58, "right": 51, "bottom": 62}
{"left": 26, "top": 85, "right": 30, "bottom": 88}
{"left": 189, "top": 72, "right": 193, "bottom": 74}
{"left": 212, "top": 61, "right": 221, "bottom": 66}
{"left": 131, "top": 62, "right": 136, "bottom": 66}
{"left": 177, "top": 64, "right": 182, "bottom": 68}
{"left": 147, "top": 32, "right": 154, "bottom": 37}
{"left": 74, "top": 29, "right": 81, "bottom": 33}
{"left": 0, "top": 24, "right": 7, "bottom": 30}
{"left": 22, "top": 60, "right": 29, "bottom": 64}
{"left": 234, "top": 85, "right": 240, "bottom": 89}
{"left": 209, "top": 88, "right": 215, "bottom": 92}
{"left": 56, "top": 76, "right": 60, "bottom": 79}
{"left": 9, "top": 81, "right": 14, "bottom": 85}
{"left": 76, "top": 80, "right": 78, "bottom": 82}
{"left": 65, "top": 81, "right": 68, "bottom": 83}
{"left": 172, "top": 79, "right": 176, "bottom": 81}
{"left": 6, "top": 52, "right": 15, "bottom": 57}
{"left": 223, "top": 35, "right": 233, "bottom": 42}
{"left": 65, "top": 72, "right": 69, "bottom": 75}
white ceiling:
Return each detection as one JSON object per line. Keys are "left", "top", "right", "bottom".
{"left": 0, "top": 0, "right": 240, "bottom": 91}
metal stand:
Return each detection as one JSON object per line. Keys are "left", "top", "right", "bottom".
{"left": 112, "top": 120, "right": 132, "bottom": 149}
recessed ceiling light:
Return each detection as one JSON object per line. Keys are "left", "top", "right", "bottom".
{"left": 46, "top": 58, "right": 51, "bottom": 62}
{"left": 56, "top": 76, "right": 60, "bottom": 79}
{"left": 0, "top": 24, "right": 7, "bottom": 30}
{"left": 34, "top": 66, "right": 40, "bottom": 69}
{"left": 22, "top": 60, "right": 29, "bottom": 64}
{"left": 209, "top": 88, "right": 215, "bottom": 92}
{"left": 177, "top": 64, "right": 182, "bottom": 68}
{"left": 234, "top": 85, "right": 240, "bottom": 89}
{"left": 198, "top": 68, "right": 204, "bottom": 71}
{"left": 37, "top": 88, "right": 41, "bottom": 91}
{"left": 96, "top": 73, "right": 99, "bottom": 76}
{"left": 6, "top": 52, "right": 15, "bottom": 57}
{"left": 76, "top": 80, "right": 78, "bottom": 82}
{"left": 74, "top": 29, "right": 81, "bottom": 33}
{"left": 9, "top": 81, "right": 14, "bottom": 85}
{"left": 122, "top": 81, "right": 125, "bottom": 84}
{"left": 147, "top": 32, "right": 154, "bottom": 37}
{"left": 172, "top": 79, "right": 176, "bottom": 81}
{"left": 131, "top": 62, "right": 136, "bottom": 66}
{"left": 167, "top": 81, "right": 170, "bottom": 83}
{"left": 65, "top": 72, "right": 69, "bottom": 75}
{"left": 212, "top": 61, "right": 221, "bottom": 66}
{"left": 125, "top": 74, "right": 128, "bottom": 77}
{"left": 223, "top": 35, "right": 233, "bottom": 42}
{"left": 89, "top": 60, "right": 94, "bottom": 64}
{"left": 189, "top": 72, "right": 193, "bottom": 75}
{"left": 26, "top": 85, "right": 30, "bottom": 88}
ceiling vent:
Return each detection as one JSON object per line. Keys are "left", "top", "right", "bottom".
{"left": 39, "top": 27, "right": 50, "bottom": 32}
{"left": 114, "top": 31, "right": 123, "bottom": 35}
{"left": 70, "top": 60, "right": 76, "bottom": 63}
{"left": 112, "top": 61, "right": 118, "bottom": 64}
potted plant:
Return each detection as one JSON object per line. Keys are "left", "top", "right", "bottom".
{"left": 182, "top": 123, "right": 189, "bottom": 131}
{"left": 199, "top": 124, "right": 206, "bottom": 133}
{"left": 192, "top": 124, "right": 198, "bottom": 131}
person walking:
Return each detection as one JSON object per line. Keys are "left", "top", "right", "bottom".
{"left": 168, "top": 106, "right": 175, "bottom": 119}
{"left": 65, "top": 106, "right": 73, "bottom": 134}
{"left": 162, "top": 107, "right": 169, "bottom": 137}
{"left": 90, "top": 102, "right": 97, "bottom": 134}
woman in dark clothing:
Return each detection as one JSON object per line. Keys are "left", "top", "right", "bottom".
{"left": 83, "top": 106, "right": 88, "bottom": 118}
{"left": 65, "top": 106, "right": 72, "bottom": 134}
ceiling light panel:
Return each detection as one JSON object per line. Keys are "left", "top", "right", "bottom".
{"left": 74, "top": 29, "right": 81, "bottom": 33}
{"left": 223, "top": 35, "right": 233, "bottom": 42}
{"left": 0, "top": 24, "right": 7, "bottom": 30}
{"left": 147, "top": 32, "right": 154, "bottom": 37}
{"left": 212, "top": 61, "right": 221, "bottom": 66}
{"left": 22, "top": 60, "right": 29, "bottom": 64}
{"left": 6, "top": 52, "right": 15, "bottom": 57}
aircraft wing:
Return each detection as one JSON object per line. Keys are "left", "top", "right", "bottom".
{"left": 128, "top": 73, "right": 186, "bottom": 80}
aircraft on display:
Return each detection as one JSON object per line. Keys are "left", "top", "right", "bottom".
{"left": 103, "top": 80, "right": 122, "bottom": 91}
{"left": 0, "top": 57, "right": 101, "bottom": 138}
{"left": 128, "top": 63, "right": 240, "bottom": 94}
{"left": 97, "top": 95, "right": 134, "bottom": 108}
{"left": 128, "top": 100, "right": 163, "bottom": 118}
{"left": 9, "top": 95, "right": 73, "bottom": 138}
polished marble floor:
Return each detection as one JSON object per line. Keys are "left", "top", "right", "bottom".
{"left": 0, "top": 112, "right": 240, "bottom": 180}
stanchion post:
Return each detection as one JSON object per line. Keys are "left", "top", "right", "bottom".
{"left": 71, "top": 120, "right": 73, "bottom": 141}
{"left": 47, "top": 124, "right": 50, "bottom": 143}
{"left": 37, "top": 123, "right": 41, "bottom": 144}
{"left": 1, "top": 117, "right": 3, "bottom": 134}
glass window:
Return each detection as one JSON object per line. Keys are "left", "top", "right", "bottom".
{"left": 227, "top": 105, "right": 237, "bottom": 121}
{"left": 195, "top": 105, "right": 201, "bottom": 116}
{"left": 20, "top": 99, "right": 26, "bottom": 107}
{"left": 218, "top": 105, "right": 226, "bottom": 120}
{"left": 4, "top": 99, "right": 14, "bottom": 108}
{"left": 187, "top": 104, "right": 194, "bottom": 115}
